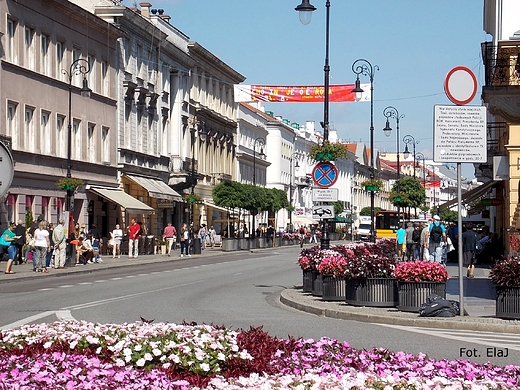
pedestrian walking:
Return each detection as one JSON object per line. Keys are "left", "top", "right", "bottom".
{"left": 45, "top": 222, "right": 54, "bottom": 269}
{"left": 462, "top": 223, "right": 478, "bottom": 278}
{"left": 208, "top": 225, "right": 216, "bottom": 247}
{"left": 199, "top": 224, "right": 207, "bottom": 250}
{"left": 429, "top": 215, "right": 447, "bottom": 264}
{"left": 128, "top": 218, "right": 140, "bottom": 258}
{"left": 162, "top": 222, "right": 177, "bottom": 256}
{"left": 111, "top": 224, "right": 123, "bottom": 258}
{"left": 13, "top": 220, "right": 26, "bottom": 265}
{"left": 52, "top": 219, "right": 66, "bottom": 269}
{"left": 179, "top": 223, "right": 190, "bottom": 257}
{"left": 34, "top": 220, "right": 50, "bottom": 273}
{"left": 395, "top": 223, "right": 406, "bottom": 260}
{"left": 1, "top": 222, "right": 18, "bottom": 274}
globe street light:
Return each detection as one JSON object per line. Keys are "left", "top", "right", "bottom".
{"left": 352, "top": 59, "right": 379, "bottom": 243}
{"left": 252, "top": 137, "right": 265, "bottom": 238}
{"left": 403, "top": 134, "right": 419, "bottom": 178}
{"left": 289, "top": 152, "right": 300, "bottom": 230}
{"left": 295, "top": 0, "right": 332, "bottom": 249}
{"left": 383, "top": 106, "right": 404, "bottom": 223}
{"left": 62, "top": 58, "right": 91, "bottom": 213}
{"left": 415, "top": 152, "right": 426, "bottom": 189}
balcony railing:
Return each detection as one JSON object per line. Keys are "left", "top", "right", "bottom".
{"left": 482, "top": 41, "right": 520, "bottom": 87}
{"left": 487, "top": 121, "right": 506, "bottom": 153}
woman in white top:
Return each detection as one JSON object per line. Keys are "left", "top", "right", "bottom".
{"left": 110, "top": 224, "right": 123, "bottom": 258}
{"left": 34, "top": 221, "right": 50, "bottom": 273}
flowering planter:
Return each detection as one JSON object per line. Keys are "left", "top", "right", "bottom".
{"left": 397, "top": 281, "right": 446, "bottom": 312}
{"left": 322, "top": 275, "right": 345, "bottom": 301}
{"left": 311, "top": 272, "right": 323, "bottom": 297}
{"left": 302, "top": 270, "right": 314, "bottom": 293}
{"left": 345, "top": 278, "right": 398, "bottom": 307}
{"left": 496, "top": 286, "right": 520, "bottom": 320}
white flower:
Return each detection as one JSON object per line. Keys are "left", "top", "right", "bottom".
{"left": 136, "top": 358, "right": 146, "bottom": 367}
{"left": 43, "top": 341, "right": 53, "bottom": 349}
{"left": 134, "top": 344, "right": 142, "bottom": 351}
{"left": 152, "top": 348, "right": 162, "bottom": 356}
{"left": 217, "top": 352, "right": 226, "bottom": 361}
{"left": 144, "top": 352, "right": 153, "bottom": 361}
{"left": 200, "top": 363, "right": 210, "bottom": 372}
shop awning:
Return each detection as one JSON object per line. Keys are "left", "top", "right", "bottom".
{"left": 293, "top": 216, "right": 319, "bottom": 225}
{"left": 203, "top": 201, "right": 233, "bottom": 213}
{"left": 125, "top": 174, "right": 182, "bottom": 201}
{"left": 88, "top": 186, "right": 154, "bottom": 214}
{"left": 333, "top": 216, "right": 353, "bottom": 223}
{"left": 438, "top": 180, "right": 498, "bottom": 212}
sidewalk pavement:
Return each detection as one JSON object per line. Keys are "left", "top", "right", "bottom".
{"left": 0, "top": 246, "right": 231, "bottom": 283}
{"left": 1, "top": 244, "right": 519, "bottom": 333}
{"left": 281, "top": 263, "right": 520, "bottom": 334}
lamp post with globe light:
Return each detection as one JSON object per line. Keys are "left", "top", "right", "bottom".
{"left": 294, "top": 0, "right": 332, "bottom": 249}
{"left": 352, "top": 59, "right": 379, "bottom": 243}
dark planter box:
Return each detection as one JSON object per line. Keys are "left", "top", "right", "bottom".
{"left": 345, "top": 278, "right": 398, "bottom": 307}
{"left": 397, "top": 281, "right": 446, "bottom": 312}
{"left": 496, "top": 286, "right": 520, "bottom": 320}
{"left": 302, "top": 270, "right": 314, "bottom": 293}
{"left": 222, "top": 238, "right": 238, "bottom": 252}
{"left": 311, "top": 272, "right": 323, "bottom": 297}
{"left": 322, "top": 275, "right": 345, "bottom": 301}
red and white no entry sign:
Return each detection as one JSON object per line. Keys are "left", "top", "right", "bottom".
{"left": 444, "top": 66, "right": 478, "bottom": 105}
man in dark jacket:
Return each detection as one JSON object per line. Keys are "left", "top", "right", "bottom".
{"left": 462, "top": 222, "right": 478, "bottom": 278}
{"left": 14, "top": 220, "right": 26, "bottom": 265}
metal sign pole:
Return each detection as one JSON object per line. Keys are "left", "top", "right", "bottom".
{"left": 457, "top": 163, "right": 464, "bottom": 316}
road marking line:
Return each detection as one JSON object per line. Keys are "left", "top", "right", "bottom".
{"left": 1, "top": 311, "right": 56, "bottom": 330}
{"left": 55, "top": 310, "right": 76, "bottom": 322}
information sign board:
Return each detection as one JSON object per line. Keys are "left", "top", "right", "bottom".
{"left": 312, "top": 188, "right": 338, "bottom": 201}
{"left": 433, "top": 105, "right": 487, "bottom": 163}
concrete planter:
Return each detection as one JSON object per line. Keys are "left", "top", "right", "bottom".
{"left": 238, "top": 238, "right": 250, "bottom": 250}
{"left": 496, "top": 286, "right": 520, "bottom": 320}
{"left": 397, "top": 281, "right": 446, "bottom": 312}
{"left": 345, "top": 278, "right": 398, "bottom": 307}
{"left": 222, "top": 238, "right": 239, "bottom": 252}
{"left": 302, "top": 270, "right": 314, "bottom": 293}
{"left": 311, "top": 272, "right": 323, "bottom": 297}
{"left": 322, "top": 275, "right": 345, "bottom": 301}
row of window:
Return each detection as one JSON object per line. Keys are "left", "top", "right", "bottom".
{"left": 6, "top": 18, "right": 109, "bottom": 95}
{"left": 6, "top": 101, "right": 110, "bottom": 163}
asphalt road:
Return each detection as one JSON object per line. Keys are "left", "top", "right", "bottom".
{"left": 2, "top": 247, "right": 519, "bottom": 367}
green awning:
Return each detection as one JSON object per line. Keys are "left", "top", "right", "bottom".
{"left": 333, "top": 216, "right": 353, "bottom": 223}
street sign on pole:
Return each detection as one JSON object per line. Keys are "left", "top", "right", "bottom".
{"left": 312, "top": 188, "right": 338, "bottom": 201}
{"left": 311, "top": 162, "right": 338, "bottom": 188}
{"left": 312, "top": 205, "right": 335, "bottom": 220}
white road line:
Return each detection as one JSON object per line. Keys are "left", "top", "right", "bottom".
{"left": 110, "top": 277, "right": 123, "bottom": 280}
{"left": 58, "top": 285, "right": 74, "bottom": 288}
{"left": 78, "top": 282, "right": 93, "bottom": 285}
{"left": 55, "top": 310, "right": 76, "bottom": 322}
{"left": 1, "top": 311, "right": 56, "bottom": 330}
{"left": 38, "top": 288, "right": 53, "bottom": 291}
{"left": 94, "top": 280, "right": 107, "bottom": 283}
{"left": 378, "top": 324, "right": 520, "bottom": 351}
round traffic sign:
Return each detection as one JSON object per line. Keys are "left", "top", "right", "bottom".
{"left": 444, "top": 66, "right": 478, "bottom": 105}
{"left": 311, "top": 162, "right": 338, "bottom": 188}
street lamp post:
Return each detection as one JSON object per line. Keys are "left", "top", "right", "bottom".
{"left": 352, "top": 59, "right": 379, "bottom": 243}
{"left": 295, "top": 0, "right": 331, "bottom": 249}
{"left": 415, "top": 152, "right": 426, "bottom": 189}
{"left": 382, "top": 106, "right": 404, "bottom": 224}
{"left": 289, "top": 153, "right": 300, "bottom": 230}
{"left": 403, "top": 134, "right": 419, "bottom": 178}
{"left": 252, "top": 137, "right": 265, "bottom": 238}
{"left": 62, "top": 58, "right": 91, "bottom": 213}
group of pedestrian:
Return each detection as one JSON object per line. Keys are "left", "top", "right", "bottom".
{"left": 396, "top": 215, "right": 449, "bottom": 264}
{"left": 160, "top": 222, "right": 217, "bottom": 258}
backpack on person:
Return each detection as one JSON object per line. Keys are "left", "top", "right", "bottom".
{"left": 412, "top": 228, "right": 421, "bottom": 243}
{"left": 429, "top": 224, "right": 443, "bottom": 243}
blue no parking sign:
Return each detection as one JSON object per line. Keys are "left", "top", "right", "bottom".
{"left": 311, "top": 162, "right": 338, "bottom": 188}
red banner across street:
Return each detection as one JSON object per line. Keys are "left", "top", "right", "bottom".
{"left": 234, "top": 84, "right": 358, "bottom": 103}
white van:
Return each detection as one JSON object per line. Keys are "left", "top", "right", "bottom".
{"left": 357, "top": 216, "right": 372, "bottom": 240}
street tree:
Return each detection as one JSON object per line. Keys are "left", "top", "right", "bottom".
{"left": 390, "top": 177, "right": 425, "bottom": 211}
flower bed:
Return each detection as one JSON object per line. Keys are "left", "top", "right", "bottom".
{"left": 394, "top": 260, "right": 449, "bottom": 283}
{"left": 1, "top": 321, "right": 519, "bottom": 389}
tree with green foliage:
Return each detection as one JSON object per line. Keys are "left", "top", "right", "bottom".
{"left": 333, "top": 201, "right": 344, "bottom": 216}
{"left": 25, "top": 209, "right": 33, "bottom": 229}
{"left": 438, "top": 209, "right": 458, "bottom": 222}
{"left": 390, "top": 177, "right": 425, "bottom": 210}
{"left": 359, "top": 206, "right": 381, "bottom": 216}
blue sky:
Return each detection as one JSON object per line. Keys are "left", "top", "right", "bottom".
{"left": 125, "top": 0, "right": 489, "bottom": 179}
